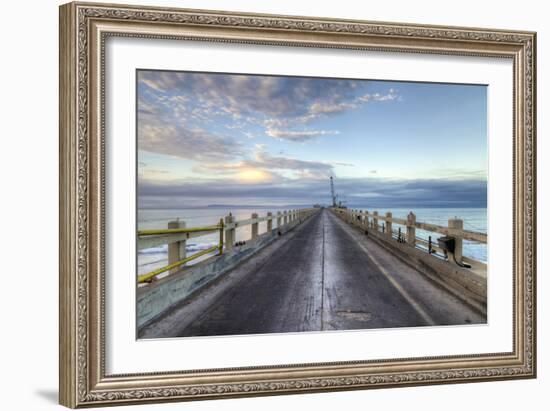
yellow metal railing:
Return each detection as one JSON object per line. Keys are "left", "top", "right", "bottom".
{"left": 138, "top": 219, "right": 224, "bottom": 284}
{"left": 138, "top": 245, "right": 220, "bottom": 283}
{"left": 138, "top": 224, "right": 221, "bottom": 236}
{"left": 137, "top": 209, "right": 318, "bottom": 284}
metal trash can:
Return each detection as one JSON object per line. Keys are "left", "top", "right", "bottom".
{"left": 437, "top": 236, "right": 455, "bottom": 253}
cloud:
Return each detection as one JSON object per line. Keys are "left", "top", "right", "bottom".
{"left": 427, "top": 168, "right": 488, "bottom": 180}
{"left": 357, "top": 89, "right": 399, "bottom": 103}
{"left": 195, "top": 149, "right": 334, "bottom": 181}
{"left": 266, "top": 128, "right": 340, "bottom": 142}
{"left": 252, "top": 151, "right": 333, "bottom": 175}
{"left": 141, "top": 169, "right": 169, "bottom": 175}
{"left": 138, "top": 174, "right": 487, "bottom": 209}
{"left": 137, "top": 71, "right": 400, "bottom": 139}
{"left": 309, "top": 101, "right": 357, "bottom": 115}
{"left": 138, "top": 122, "right": 243, "bottom": 162}
{"left": 139, "top": 72, "right": 338, "bottom": 119}
{"left": 331, "top": 161, "right": 355, "bottom": 167}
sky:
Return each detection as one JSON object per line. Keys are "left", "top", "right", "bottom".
{"left": 137, "top": 70, "right": 487, "bottom": 209}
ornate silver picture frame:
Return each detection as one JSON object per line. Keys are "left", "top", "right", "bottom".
{"left": 59, "top": 2, "right": 536, "bottom": 407}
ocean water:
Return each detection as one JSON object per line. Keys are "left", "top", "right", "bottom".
{"left": 137, "top": 207, "right": 293, "bottom": 278}
{"left": 356, "top": 207, "right": 487, "bottom": 263}
{"left": 137, "top": 207, "right": 487, "bottom": 278}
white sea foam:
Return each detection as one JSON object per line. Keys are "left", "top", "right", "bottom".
{"left": 138, "top": 242, "right": 218, "bottom": 255}
{"left": 138, "top": 245, "right": 167, "bottom": 255}
{"left": 187, "top": 242, "right": 218, "bottom": 252}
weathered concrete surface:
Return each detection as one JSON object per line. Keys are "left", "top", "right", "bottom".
{"left": 137, "top": 212, "right": 317, "bottom": 330}
{"left": 140, "top": 209, "right": 486, "bottom": 338}
{"left": 334, "top": 210, "right": 487, "bottom": 315}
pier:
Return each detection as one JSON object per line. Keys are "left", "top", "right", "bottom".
{"left": 137, "top": 206, "right": 487, "bottom": 338}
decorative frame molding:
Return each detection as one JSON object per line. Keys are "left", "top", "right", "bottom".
{"left": 59, "top": 2, "right": 536, "bottom": 407}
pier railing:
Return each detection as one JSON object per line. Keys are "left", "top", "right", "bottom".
{"left": 137, "top": 208, "right": 318, "bottom": 283}
{"left": 331, "top": 207, "right": 487, "bottom": 269}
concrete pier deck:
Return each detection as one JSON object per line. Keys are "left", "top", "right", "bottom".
{"left": 140, "top": 209, "right": 485, "bottom": 338}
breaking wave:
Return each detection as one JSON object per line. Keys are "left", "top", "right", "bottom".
{"left": 138, "top": 243, "right": 218, "bottom": 255}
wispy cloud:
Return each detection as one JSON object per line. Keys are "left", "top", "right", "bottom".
{"left": 266, "top": 128, "right": 340, "bottom": 142}
{"left": 194, "top": 148, "right": 334, "bottom": 181}
{"left": 357, "top": 89, "right": 399, "bottom": 102}
{"left": 427, "top": 168, "right": 488, "bottom": 180}
{"left": 138, "top": 71, "right": 400, "bottom": 139}
{"left": 138, "top": 122, "right": 243, "bottom": 162}
{"left": 309, "top": 101, "right": 356, "bottom": 115}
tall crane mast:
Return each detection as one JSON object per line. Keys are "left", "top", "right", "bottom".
{"left": 330, "top": 176, "right": 337, "bottom": 207}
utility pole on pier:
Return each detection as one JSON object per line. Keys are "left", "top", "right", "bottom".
{"left": 330, "top": 176, "right": 337, "bottom": 207}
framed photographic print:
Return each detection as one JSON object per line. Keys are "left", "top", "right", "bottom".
{"left": 59, "top": 1, "right": 537, "bottom": 408}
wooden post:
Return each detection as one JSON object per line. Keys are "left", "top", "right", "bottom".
{"left": 364, "top": 210, "right": 369, "bottom": 228}
{"left": 284, "top": 210, "right": 288, "bottom": 225}
{"left": 225, "top": 214, "right": 235, "bottom": 251}
{"left": 267, "top": 212, "right": 273, "bottom": 232}
{"left": 277, "top": 211, "right": 282, "bottom": 229}
{"left": 373, "top": 211, "right": 379, "bottom": 231}
{"left": 386, "top": 212, "right": 393, "bottom": 238}
{"left": 448, "top": 218, "right": 463, "bottom": 263}
{"left": 407, "top": 212, "right": 416, "bottom": 246}
{"left": 168, "top": 219, "right": 186, "bottom": 274}
{"left": 251, "top": 213, "right": 259, "bottom": 239}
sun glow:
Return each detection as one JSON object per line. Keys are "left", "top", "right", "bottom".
{"left": 236, "top": 168, "right": 272, "bottom": 183}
